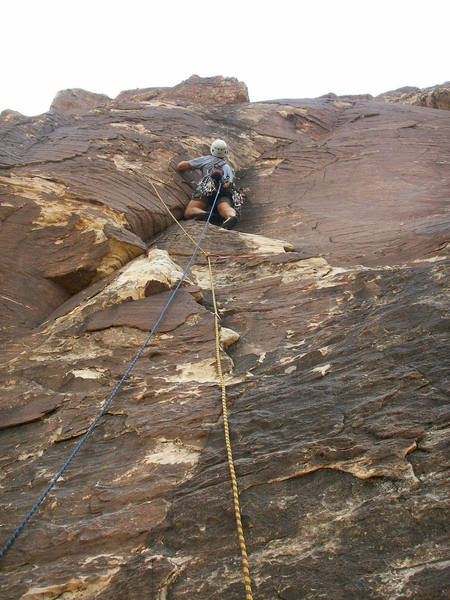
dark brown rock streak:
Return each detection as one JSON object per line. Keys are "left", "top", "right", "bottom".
{"left": 0, "top": 77, "right": 448, "bottom": 600}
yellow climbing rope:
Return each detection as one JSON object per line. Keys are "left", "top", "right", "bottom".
{"left": 150, "top": 180, "right": 254, "bottom": 599}
{"left": 149, "top": 180, "right": 207, "bottom": 256}
{"left": 207, "top": 255, "right": 254, "bottom": 600}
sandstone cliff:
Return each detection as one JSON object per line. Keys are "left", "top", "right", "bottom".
{"left": 0, "top": 76, "right": 448, "bottom": 600}
{"left": 375, "top": 82, "right": 450, "bottom": 111}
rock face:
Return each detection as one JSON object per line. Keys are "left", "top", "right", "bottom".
{"left": 51, "top": 75, "right": 250, "bottom": 109}
{"left": 117, "top": 75, "right": 249, "bottom": 105}
{"left": 164, "top": 74, "right": 249, "bottom": 105}
{"left": 50, "top": 89, "right": 113, "bottom": 114}
{"left": 375, "top": 82, "right": 450, "bottom": 111}
{"left": 0, "top": 77, "right": 448, "bottom": 600}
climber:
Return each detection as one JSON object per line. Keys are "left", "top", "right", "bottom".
{"left": 176, "top": 139, "right": 241, "bottom": 230}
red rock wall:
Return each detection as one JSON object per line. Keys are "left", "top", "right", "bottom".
{"left": 375, "top": 82, "right": 450, "bottom": 111}
{"left": 0, "top": 77, "right": 448, "bottom": 600}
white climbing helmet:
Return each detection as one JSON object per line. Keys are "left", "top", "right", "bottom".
{"left": 210, "top": 139, "right": 228, "bottom": 158}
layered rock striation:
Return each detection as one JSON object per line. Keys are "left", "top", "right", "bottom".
{"left": 0, "top": 76, "right": 448, "bottom": 599}
{"left": 375, "top": 82, "right": 450, "bottom": 111}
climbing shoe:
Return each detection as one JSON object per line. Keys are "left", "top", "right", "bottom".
{"left": 193, "top": 212, "right": 208, "bottom": 221}
{"left": 221, "top": 215, "right": 238, "bottom": 230}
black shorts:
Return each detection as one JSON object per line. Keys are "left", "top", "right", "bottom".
{"left": 194, "top": 186, "right": 233, "bottom": 209}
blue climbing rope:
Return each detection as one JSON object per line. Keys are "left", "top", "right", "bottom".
{"left": 0, "top": 182, "right": 222, "bottom": 559}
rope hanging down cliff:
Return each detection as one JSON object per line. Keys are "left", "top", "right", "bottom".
{"left": 208, "top": 255, "right": 253, "bottom": 600}
{"left": 150, "top": 180, "right": 254, "bottom": 600}
{"left": 0, "top": 185, "right": 221, "bottom": 558}
{"left": 2, "top": 180, "right": 254, "bottom": 600}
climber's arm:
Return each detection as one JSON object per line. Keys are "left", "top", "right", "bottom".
{"left": 177, "top": 161, "right": 192, "bottom": 171}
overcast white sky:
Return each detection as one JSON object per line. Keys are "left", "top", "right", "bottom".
{"left": 1, "top": 0, "right": 448, "bottom": 116}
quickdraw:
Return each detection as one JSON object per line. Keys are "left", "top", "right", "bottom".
{"left": 193, "top": 173, "right": 219, "bottom": 198}
{"left": 231, "top": 185, "right": 245, "bottom": 214}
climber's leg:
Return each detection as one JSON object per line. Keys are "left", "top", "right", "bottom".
{"left": 184, "top": 198, "right": 208, "bottom": 219}
{"left": 216, "top": 197, "right": 236, "bottom": 219}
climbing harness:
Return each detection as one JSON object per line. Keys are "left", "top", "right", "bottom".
{"left": 193, "top": 170, "right": 223, "bottom": 200}
{"left": 1, "top": 179, "right": 254, "bottom": 600}
{"left": 192, "top": 159, "right": 245, "bottom": 216}
{"left": 194, "top": 177, "right": 245, "bottom": 215}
